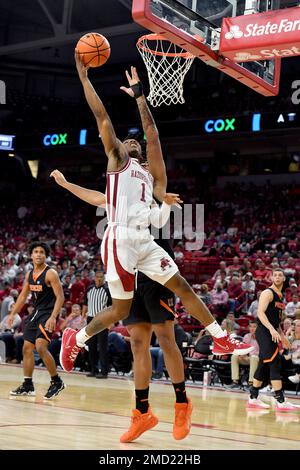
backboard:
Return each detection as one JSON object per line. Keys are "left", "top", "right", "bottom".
{"left": 132, "top": 0, "right": 282, "bottom": 96}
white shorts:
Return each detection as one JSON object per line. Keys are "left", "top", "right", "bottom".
{"left": 101, "top": 225, "right": 178, "bottom": 299}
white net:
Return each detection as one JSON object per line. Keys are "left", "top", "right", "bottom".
{"left": 137, "top": 34, "right": 195, "bottom": 107}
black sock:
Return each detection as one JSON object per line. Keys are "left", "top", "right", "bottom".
{"left": 135, "top": 388, "right": 149, "bottom": 414}
{"left": 173, "top": 381, "right": 188, "bottom": 404}
{"left": 249, "top": 385, "right": 260, "bottom": 399}
{"left": 24, "top": 377, "right": 33, "bottom": 385}
{"left": 51, "top": 374, "right": 60, "bottom": 382}
{"left": 274, "top": 389, "right": 285, "bottom": 403}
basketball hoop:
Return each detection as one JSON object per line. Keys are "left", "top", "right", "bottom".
{"left": 137, "top": 33, "right": 195, "bottom": 107}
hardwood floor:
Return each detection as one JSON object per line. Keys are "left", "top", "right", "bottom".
{"left": 1, "top": 364, "right": 299, "bottom": 450}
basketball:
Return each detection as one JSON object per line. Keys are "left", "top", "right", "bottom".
{"left": 76, "top": 32, "right": 111, "bottom": 68}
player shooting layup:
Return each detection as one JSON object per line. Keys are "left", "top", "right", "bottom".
{"left": 60, "top": 54, "right": 253, "bottom": 376}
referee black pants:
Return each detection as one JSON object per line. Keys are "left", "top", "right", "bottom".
{"left": 86, "top": 316, "right": 109, "bottom": 375}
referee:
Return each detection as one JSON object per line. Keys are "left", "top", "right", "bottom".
{"left": 82, "top": 270, "right": 112, "bottom": 378}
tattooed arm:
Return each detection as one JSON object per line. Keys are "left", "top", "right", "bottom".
{"left": 120, "top": 66, "right": 167, "bottom": 202}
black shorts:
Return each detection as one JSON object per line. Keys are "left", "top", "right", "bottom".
{"left": 123, "top": 279, "right": 175, "bottom": 326}
{"left": 23, "top": 309, "right": 54, "bottom": 345}
{"left": 256, "top": 323, "right": 279, "bottom": 363}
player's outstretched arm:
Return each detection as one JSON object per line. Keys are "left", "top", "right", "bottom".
{"left": 75, "top": 51, "right": 127, "bottom": 168}
{"left": 50, "top": 169, "right": 106, "bottom": 207}
{"left": 121, "top": 66, "right": 167, "bottom": 201}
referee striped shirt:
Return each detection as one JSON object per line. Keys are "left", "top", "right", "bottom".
{"left": 84, "top": 283, "right": 112, "bottom": 318}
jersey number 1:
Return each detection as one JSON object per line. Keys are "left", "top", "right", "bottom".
{"left": 140, "top": 183, "right": 146, "bottom": 202}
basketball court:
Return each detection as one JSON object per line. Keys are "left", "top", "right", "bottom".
{"left": 1, "top": 364, "right": 299, "bottom": 450}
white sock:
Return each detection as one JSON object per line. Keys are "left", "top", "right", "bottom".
{"left": 206, "top": 320, "right": 227, "bottom": 338}
{"left": 76, "top": 327, "right": 91, "bottom": 347}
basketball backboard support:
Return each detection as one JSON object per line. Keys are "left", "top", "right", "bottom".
{"left": 132, "top": 0, "right": 281, "bottom": 96}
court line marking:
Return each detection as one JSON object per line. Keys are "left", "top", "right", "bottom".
{"left": 0, "top": 397, "right": 298, "bottom": 446}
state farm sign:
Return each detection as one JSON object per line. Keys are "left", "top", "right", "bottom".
{"left": 220, "top": 6, "right": 300, "bottom": 62}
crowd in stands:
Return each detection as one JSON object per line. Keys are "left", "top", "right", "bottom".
{"left": 0, "top": 180, "right": 300, "bottom": 390}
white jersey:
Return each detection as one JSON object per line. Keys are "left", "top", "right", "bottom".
{"left": 106, "top": 158, "right": 153, "bottom": 228}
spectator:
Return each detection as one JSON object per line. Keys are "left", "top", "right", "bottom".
{"left": 287, "top": 320, "right": 300, "bottom": 384}
{"left": 0, "top": 289, "right": 19, "bottom": 321}
{"left": 285, "top": 294, "right": 300, "bottom": 319}
{"left": 285, "top": 281, "right": 299, "bottom": 303}
{"left": 81, "top": 269, "right": 92, "bottom": 291}
{"left": 282, "top": 257, "right": 297, "bottom": 280}
{"left": 220, "top": 318, "right": 237, "bottom": 338}
{"left": 282, "top": 317, "right": 292, "bottom": 335}
{"left": 213, "top": 270, "right": 228, "bottom": 289}
{"left": 61, "top": 304, "right": 86, "bottom": 331}
{"left": 108, "top": 329, "right": 130, "bottom": 354}
{"left": 242, "top": 272, "right": 256, "bottom": 295}
{"left": 0, "top": 302, "right": 21, "bottom": 361}
{"left": 212, "top": 261, "right": 228, "bottom": 281}
{"left": 247, "top": 291, "right": 261, "bottom": 318}
{"left": 253, "top": 260, "right": 271, "bottom": 282}
{"left": 227, "top": 256, "right": 241, "bottom": 274}
{"left": 70, "top": 273, "right": 85, "bottom": 304}
{"left": 211, "top": 283, "right": 229, "bottom": 314}
{"left": 227, "top": 275, "right": 244, "bottom": 311}
{"left": 197, "top": 284, "right": 211, "bottom": 306}
{"left": 226, "top": 312, "right": 240, "bottom": 331}
{"left": 228, "top": 321, "right": 259, "bottom": 388}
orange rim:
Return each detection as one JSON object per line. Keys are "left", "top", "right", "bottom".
{"left": 137, "top": 33, "right": 195, "bottom": 59}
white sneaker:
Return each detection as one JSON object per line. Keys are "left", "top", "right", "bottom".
{"left": 260, "top": 385, "right": 273, "bottom": 395}
{"left": 247, "top": 398, "right": 270, "bottom": 409}
{"left": 275, "top": 401, "right": 300, "bottom": 411}
{"left": 288, "top": 374, "right": 300, "bottom": 384}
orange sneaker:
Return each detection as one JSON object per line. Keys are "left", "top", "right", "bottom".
{"left": 173, "top": 398, "right": 193, "bottom": 440}
{"left": 120, "top": 407, "right": 159, "bottom": 443}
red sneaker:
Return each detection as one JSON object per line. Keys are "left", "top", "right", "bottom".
{"left": 59, "top": 328, "right": 82, "bottom": 372}
{"left": 212, "top": 335, "right": 254, "bottom": 356}
{"left": 120, "top": 407, "right": 158, "bottom": 443}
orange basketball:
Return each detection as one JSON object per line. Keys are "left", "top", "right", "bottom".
{"left": 76, "top": 33, "right": 111, "bottom": 68}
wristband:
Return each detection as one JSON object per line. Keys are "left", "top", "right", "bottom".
{"left": 131, "top": 81, "right": 143, "bottom": 99}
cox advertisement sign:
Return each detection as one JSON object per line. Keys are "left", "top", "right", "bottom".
{"left": 204, "top": 118, "right": 236, "bottom": 134}
{"left": 220, "top": 6, "right": 300, "bottom": 62}
{"left": 42, "top": 130, "right": 87, "bottom": 147}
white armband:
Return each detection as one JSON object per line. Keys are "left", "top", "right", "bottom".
{"left": 150, "top": 202, "right": 171, "bottom": 228}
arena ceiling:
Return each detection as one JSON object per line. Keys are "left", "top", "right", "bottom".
{"left": 0, "top": 0, "right": 297, "bottom": 71}
{"left": 0, "top": 0, "right": 145, "bottom": 71}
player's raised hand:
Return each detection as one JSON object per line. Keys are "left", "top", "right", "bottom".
{"left": 163, "top": 193, "right": 183, "bottom": 208}
{"left": 120, "top": 66, "right": 143, "bottom": 98}
{"left": 50, "top": 169, "right": 68, "bottom": 187}
{"left": 75, "top": 49, "right": 89, "bottom": 81}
